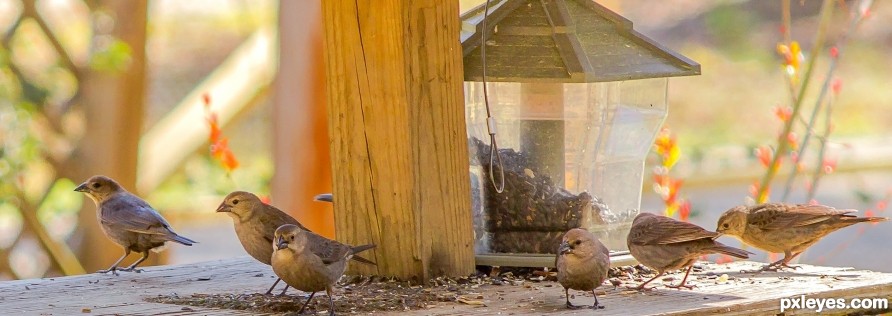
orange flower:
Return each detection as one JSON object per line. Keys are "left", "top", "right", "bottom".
{"left": 210, "top": 137, "right": 229, "bottom": 159}
{"left": 777, "top": 41, "right": 803, "bottom": 80}
{"left": 774, "top": 106, "right": 792, "bottom": 122}
{"left": 210, "top": 138, "right": 240, "bottom": 172}
{"left": 822, "top": 158, "right": 837, "bottom": 174}
{"left": 678, "top": 200, "right": 691, "bottom": 222}
{"left": 831, "top": 78, "right": 843, "bottom": 95}
{"left": 786, "top": 132, "right": 799, "bottom": 151}
{"left": 206, "top": 113, "right": 221, "bottom": 143}
{"left": 654, "top": 128, "right": 680, "bottom": 168}
{"left": 755, "top": 146, "right": 773, "bottom": 167}
{"left": 204, "top": 93, "right": 240, "bottom": 173}
{"left": 220, "top": 149, "right": 240, "bottom": 172}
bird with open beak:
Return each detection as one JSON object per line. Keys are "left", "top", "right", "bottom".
{"left": 628, "top": 212, "right": 750, "bottom": 290}
{"left": 75, "top": 175, "right": 197, "bottom": 275}
{"left": 216, "top": 191, "right": 374, "bottom": 295}
{"left": 555, "top": 228, "right": 609, "bottom": 309}
{"left": 272, "top": 224, "right": 376, "bottom": 316}
{"left": 717, "top": 203, "right": 888, "bottom": 271}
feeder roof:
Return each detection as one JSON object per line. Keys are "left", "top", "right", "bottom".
{"left": 460, "top": 0, "right": 701, "bottom": 83}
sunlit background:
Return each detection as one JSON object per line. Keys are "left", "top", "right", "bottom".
{"left": 1, "top": 0, "right": 890, "bottom": 279}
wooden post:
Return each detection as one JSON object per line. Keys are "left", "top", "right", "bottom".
{"left": 321, "top": 0, "right": 474, "bottom": 280}
{"left": 74, "top": 0, "right": 154, "bottom": 272}
{"left": 271, "top": 0, "right": 335, "bottom": 238}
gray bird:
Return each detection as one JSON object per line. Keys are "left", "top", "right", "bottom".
{"left": 717, "top": 203, "right": 888, "bottom": 271}
{"left": 272, "top": 224, "right": 376, "bottom": 316}
{"left": 75, "top": 175, "right": 196, "bottom": 275}
{"left": 555, "top": 228, "right": 609, "bottom": 309}
{"left": 628, "top": 212, "right": 750, "bottom": 290}
{"left": 216, "top": 191, "right": 373, "bottom": 295}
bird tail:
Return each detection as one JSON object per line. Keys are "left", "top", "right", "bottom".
{"left": 710, "top": 242, "right": 751, "bottom": 259}
{"left": 349, "top": 244, "right": 377, "bottom": 265}
{"left": 169, "top": 233, "right": 198, "bottom": 246}
{"left": 848, "top": 216, "right": 889, "bottom": 224}
{"left": 314, "top": 193, "right": 333, "bottom": 203}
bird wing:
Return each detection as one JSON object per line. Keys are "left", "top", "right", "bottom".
{"left": 631, "top": 215, "right": 718, "bottom": 245}
{"left": 304, "top": 232, "right": 352, "bottom": 265}
{"left": 748, "top": 203, "right": 855, "bottom": 230}
{"left": 260, "top": 204, "right": 311, "bottom": 231}
{"left": 100, "top": 193, "right": 174, "bottom": 236}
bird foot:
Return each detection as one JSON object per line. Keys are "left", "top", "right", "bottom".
{"left": 590, "top": 304, "right": 605, "bottom": 310}
{"left": 96, "top": 269, "right": 118, "bottom": 276}
{"left": 566, "top": 302, "right": 585, "bottom": 309}
{"left": 761, "top": 263, "right": 799, "bottom": 272}
{"left": 666, "top": 282, "right": 697, "bottom": 290}
{"left": 118, "top": 267, "right": 144, "bottom": 273}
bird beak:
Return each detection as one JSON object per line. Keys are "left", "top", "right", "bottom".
{"left": 215, "top": 203, "right": 230, "bottom": 213}
{"left": 558, "top": 242, "right": 572, "bottom": 255}
{"left": 74, "top": 183, "right": 89, "bottom": 192}
{"left": 276, "top": 236, "right": 288, "bottom": 250}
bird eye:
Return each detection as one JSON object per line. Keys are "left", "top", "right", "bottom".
{"left": 574, "top": 240, "right": 582, "bottom": 245}
{"left": 722, "top": 223, "right": 729, "bottom": 228}
{"left": 290, "top": 235, "right": 295, "bottom": 241}
{"left": 232, "top": 199, "right": 239, "bottom": 205}
{"left": 92, "top": 182, "right": 100, "bottom": 189}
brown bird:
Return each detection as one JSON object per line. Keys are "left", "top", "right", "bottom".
{"left": 628, "top": 212, "right": 750, "bottom": 290}
{"left": 272, "top": 224, "right": 376, "bottom": 316}
{"left": 75, "top": 175, "right": 196, "bottom": 275}
{"left": 717, "top": 203, "right": 888, "bottom": 271}
{"left": 216, "top": 191, "right": 373, "bottom": 295}
{"left": 555, "top": 228, "right": 609, "bottom": 309}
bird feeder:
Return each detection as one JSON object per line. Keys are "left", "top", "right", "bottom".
{"left": 461, "top": 0, "right": 700, "bottom": 266}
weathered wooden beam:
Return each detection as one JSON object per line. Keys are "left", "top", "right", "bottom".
{"left": 270, "top": 0, "right": 335, "bottom": 238}
{"left": 321, "top": 0, "right": 474, "bottom": 281}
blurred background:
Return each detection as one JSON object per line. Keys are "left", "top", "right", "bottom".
{"left": 0, "top": 0, "right": 889, "bottom": 280}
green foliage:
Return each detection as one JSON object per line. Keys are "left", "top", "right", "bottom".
{"left": 89, "top": 39, "right": 133, "bottom": 73}
{"left": 704, "top": 5, "right": 760, "bottom": 59}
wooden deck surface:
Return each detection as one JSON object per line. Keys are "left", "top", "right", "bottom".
{"left": 2, "top": 257, "right": 891, "bottom": 315}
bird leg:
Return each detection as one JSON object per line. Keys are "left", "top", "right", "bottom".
{"left": 326, "top": 287, "right": 336, "bottom": 316}
{"left": 665, "top": 266, "right": 697, "bottom": 290}
{"left": 590, "top": 290, "right": 605, "bottom": 309}
{"left": 761, "top": 251, "right": 802, "bottom": 271}
{"left": 96, "top": 250, "right": 130, "bottom": 275}
{"left": 297, "top": 291, "right": 317, "bottom": 314}
{"left": 278, "top": 284, "right": 290, "bottom": 296}
{"left": 265, "top": 278, "right": 283, "bottom": 295}
{"left": 564, "top": 288, "right": 583, "bottom": 309}
{"left": 118, "top": 251, "right": 149, "bottom": 273}
{"left": 631, "top": 271, "right": 664, "bottom": 291}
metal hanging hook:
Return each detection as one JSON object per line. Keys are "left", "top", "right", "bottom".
{"left": 481, "top": 0, "right": 505, "bottom": 193}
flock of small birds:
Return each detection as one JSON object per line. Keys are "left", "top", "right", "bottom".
{"left": 74, "top": 174, "right": 888, "bottom": 314}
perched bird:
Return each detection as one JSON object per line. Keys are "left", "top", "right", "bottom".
{"left": 272, "top": 224, "right": 376, "bottom": 316}
{"left": 555, "top": 228, "right": 609, "bottom": 309}
{"left": 717, "top": 203, "right": 888, "bottom": 271}
{"left": 217, "top": 191, "right": 374, "bottom": 295}
{"left": 75, "top": 175, "right": 197, "bottom": 275}
{"left": 628, "top": 212, "right": 750, "bottom": 290}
